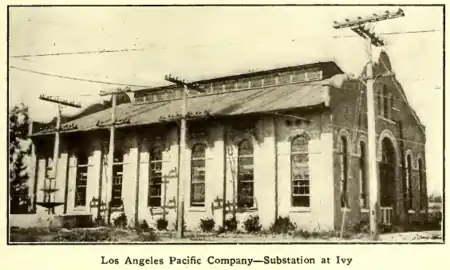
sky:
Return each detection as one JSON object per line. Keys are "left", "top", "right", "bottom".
{"left": 8, "top": 6, "right": 444, "bottom": 195}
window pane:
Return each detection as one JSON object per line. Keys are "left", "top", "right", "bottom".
{"left": 292, "top": 135, "right": 309, "bottom": 153}
{"left": 291, "top": 136, "right": 310, "bottom": 207}
{"left": 237, "top": 140, "right": 254, "bottom": 208}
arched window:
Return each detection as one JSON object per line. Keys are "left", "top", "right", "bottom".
{"left": 405, "top": 153, "right": 413, "bottom": 211}
{"left": 340, "top": 135, "right": 349, "bottom": 208}
{"left": 418, "top": 158, "right": 426, "bottom": 210}
{"left": 191, "top": 143, "right": 206, "bottom": 207}
{"left": 148, "top": 147, "right": 163, "bottom": 207}
{"left": 75, "top": 149, "right": 89, "bottom": 207}
{"left": 383, "top": 85, "right": 389, "bottom": 118}
{"left": 359, "top": 141, "right": 368, "bottom": 209}
{"left": 291, "top": 135, "right": 310, "bottom": 207}
{"left": 237, "top": 139, "right": 254, "bottom": 208}
{"left": 111, "top": 149, "right": 124, "bottom": 208}
{"left": 378, "top": 87, "right": 383, "bottom": 116}
{"left": 387, "top": 92, "right": 393, "bottom": 119}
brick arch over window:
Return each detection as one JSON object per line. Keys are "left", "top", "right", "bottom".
{"left": 377, "top": 129, "right": 400, "bottom": 164}
{"left": 290, "top": 134, "right": 310, "bottom": 207}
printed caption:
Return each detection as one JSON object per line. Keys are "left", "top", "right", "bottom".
{"left": 101, "top": 255, "right": 353, "bottom": 266}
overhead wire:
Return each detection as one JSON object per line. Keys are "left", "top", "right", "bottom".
{"left": 9, "top": 66, "right": 152, "bottom": 88}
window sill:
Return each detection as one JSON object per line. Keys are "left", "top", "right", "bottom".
{"left": 361, "top": 208, "right": 370, "bottom": 213}
{"left": 236, "top": 207, "right": 258, "bottom": 213}
{"left": 73, "top": 206, "right": 86, "bottom": 212}
{"left": 289, "top": 207, "right": 311, "bottom": 213}
{"left": 408, "top": 209, "right": 415, "bottom": 214}
{"left": 378, "top": 116, "right": 396, "bottom": 124}
{"left": 341, "top": 207, "right": 351, "bottom": 212}
{"left": 420, "top": 210, "right": 426, "bottom": 214}
{"left": 188, "top": 207, "right": 207, "bottom": 212}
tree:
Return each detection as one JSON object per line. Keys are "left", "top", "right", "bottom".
{"left": 9, "top": 103, "right": 31, "bottom": 214}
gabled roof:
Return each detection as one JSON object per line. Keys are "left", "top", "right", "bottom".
{"left": 33, "top": 79, "right": 331, "bottom": 136}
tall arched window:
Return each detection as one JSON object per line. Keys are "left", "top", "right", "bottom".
{"left": 148, "top": 147, "right": 163, "bottom": 207}
{"left": 340, "top": 135, "right": 349, "bottom": 208}
{"left": 291, "top": 135, "right": 310, "bottom": 207}
{"left": 387, "top": 92, "right": 393, "bottom": 119}
{"left": 191, "top": 143, "right": 206, "bottom": 207}
{"left": 418, "top": 158, "right": 425, "bottom": 210}
{"left": 405, "top": 153, "right": 413, "bottom": 210}
{"left": 378, "top": 88, "right": 383, "bottom": 115}
{"left": 359, "top": 141, "right": 368, "bottom": 209}
{"left": 75, "top": 149, "right": 89, "bottom": 207}
{"left": 383, "top": 85, "right": 389, "bottom": 118}
{"left": 237, "top": 139, "right": 254, "bottom": 208}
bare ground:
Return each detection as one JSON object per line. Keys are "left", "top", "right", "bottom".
{"left": 9, "top": 227, "right": 443, "bottom": 243}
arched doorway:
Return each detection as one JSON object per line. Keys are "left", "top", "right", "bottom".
{"left": 379, "top": 137, "right": 397, "bottom": 209}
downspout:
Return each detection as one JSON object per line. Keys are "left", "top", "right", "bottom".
{"left": 222, "top": 125, "right": 227, "bottom": 227}
{"left": 31, "top": 139, "right": 39, "bottom": 214}
{"left": 97, "top": 141, "right": 105, "bottom": 222}
{"left": 63, "top": 144, "right": 70, "bottom": 214}
{"left": 134, "top": 135, "right": 141, "bottom": 228}
{"left": 274, "top": 116, "right": 279, "bottom": 221}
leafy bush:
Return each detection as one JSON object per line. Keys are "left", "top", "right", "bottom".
{"left": 218, "top": 216, "right": 238, "bottom": 233}
{"left": 351, "top": 220, "right": 370, "bottom": 234}
{"left": 137, "top": 220, "right": 152, "bottom": 232}
{"left": 156, "top": 218, "right": 169, "bottom": 231}
{"left": 94, "top": 216, "right": 106, "bottom": 227}
{"left": 113, "top": 213, "right": 128, "bottom": 228}
{"left": 199, "top": 218, "right": 215, "bottom": 232}
{"left": 270, "top": 216, "right": 297, "bottom": 234}
{"left": 243, "top": 215, "right": 262, "bottom": 233}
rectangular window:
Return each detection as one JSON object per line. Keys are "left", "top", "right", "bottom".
{"left": 292, "top": 70, "right": 307, "bottom": 83}
{"left": 264, "top": 74, "right": 276, "bottom": 86}
{"left": 190, "top": 144, "right": 206, "bottom": 207}
{"left": 110, "top": 151, "right": 124, "bottom": 208}
{"left": 237, "top": 79, "right": 249, "bottom": 89}
{"left": 237, "top": 140, "right": 254, "bottom": 208}
{"left": 291, "top": 135, "right": 310, "bottom": 207}
{"left": 75, "top": 151, "right": 89, "bottom": 207}
{"left": 250, "top": 76, "right": 262, "bottom": 88}
{"left": 307, "top": 70, "right": 322, "bottom": 81}
{"left": 148, "top": 148, "right": 163, "bottom": 207}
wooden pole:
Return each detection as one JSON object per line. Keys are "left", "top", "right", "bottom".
{"left": 49, "top": 105, "right": 62, "bottom": 214}
{"left": 177, "top": 84, "right": 188, "bottom": 238}
{"left": 366, "top": 41, "right": 380, "bottom": 239}
{"left": 106, "top": 93, "right": 117, "bottom": 223}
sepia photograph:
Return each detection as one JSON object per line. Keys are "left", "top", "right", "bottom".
{"left": 7, "top": 4, "right": 444, "bottom": 244}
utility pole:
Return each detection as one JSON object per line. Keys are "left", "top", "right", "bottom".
{"left": 39, "top": 94, "right": 81, "bottom": 214}
{"left": 333, "top": 8, "right": 405, "bottom": 240}
{"left": 164, "top": 75, "right": 205, "bottom": 238}
{"left": 99, "top": 87, "right": 131, "bottom": 221}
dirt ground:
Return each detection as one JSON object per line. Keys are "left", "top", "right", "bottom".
{"left": 8, "top": 227, "right": 443, "bottom": 243}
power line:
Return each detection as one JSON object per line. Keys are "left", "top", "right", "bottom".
{"left": 9, "top": 66, "right": 151, "bottom": 88}
{"left": 9, "top": 28, "right": 440, "bottom": 59}
{"left": 333, "top": 29, "right": 440, "bottom": 39}
{"left": 10, "top": 47, "right": 149, "bottom": 59}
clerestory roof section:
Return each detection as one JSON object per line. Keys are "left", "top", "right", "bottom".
{"left": 32, "top": 79, "right": 332, "bottom": 136}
